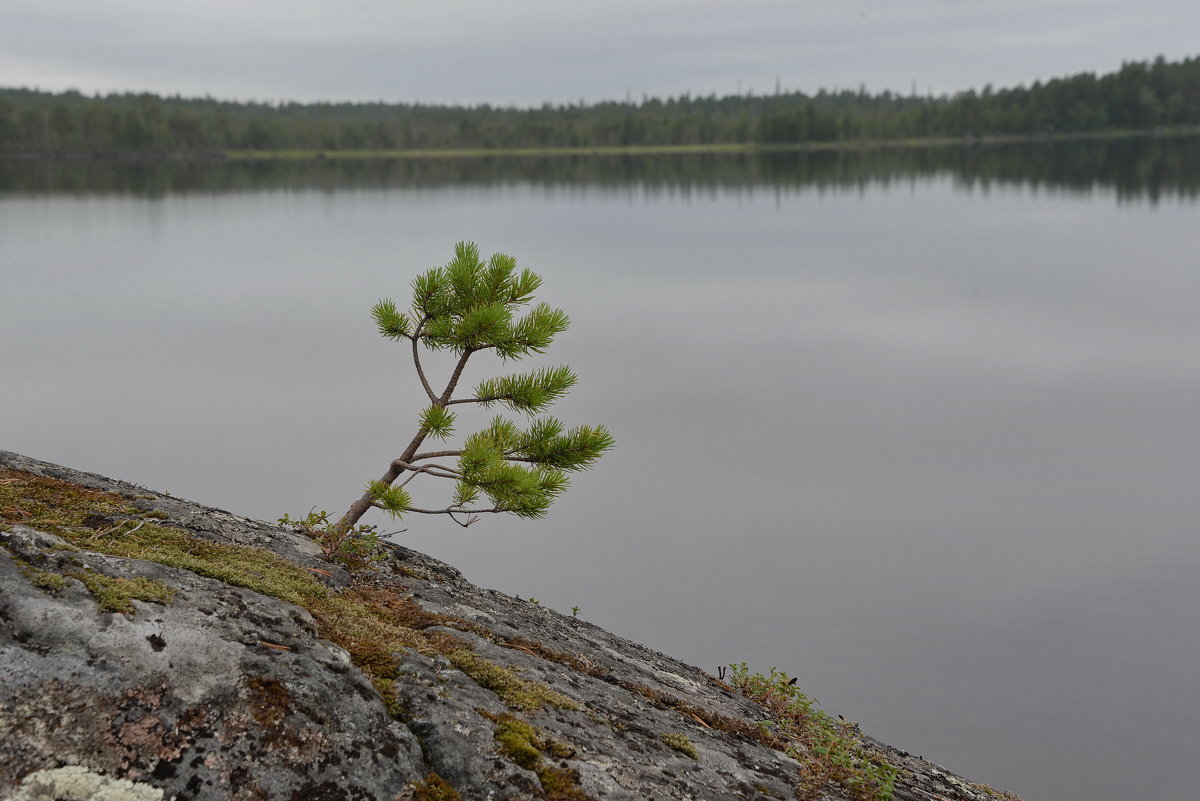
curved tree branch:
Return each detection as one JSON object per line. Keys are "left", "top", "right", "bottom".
{"left": 392, "top": 461, "right": 461, "bottom": 480}
{"left": 445, "top": 397, "right": 489, "bottom": 406}
{"left": 438, "top": 349, "right": 475, "bottom": 404}
{"left": 406, "top": 504, "right": 505, "bottom": 527}
{"left": 411, "top": 450, "right": 463, "bottom": 461}
{"left": 410, "top": 315, "right": 438, "bottom": 404}
{"left": 404, "top": 506, "right": 504, "bottom": 515}
{"left": 411, "top": 451, "right": 554, "bottom": 465}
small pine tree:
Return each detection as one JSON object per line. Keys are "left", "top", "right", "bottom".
{"left": 333, "top": 242, "right": 612, "bottom": 535}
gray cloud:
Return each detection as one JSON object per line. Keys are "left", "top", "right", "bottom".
{"left": 3, "top": 0, "right": 1197, "bottom": 105}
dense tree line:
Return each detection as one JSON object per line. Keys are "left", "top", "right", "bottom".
{"left": 1, "top": 56, "right": 1197, "bottom": 155}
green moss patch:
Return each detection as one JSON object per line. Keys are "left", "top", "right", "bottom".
{"left": 369, "top": 676, "right": 405, "bottom": 718}
{"left": 67, "top": 570, "right": 175, "bottom": 615}
{"left": 0, "top": 469, "right": 579, "bottom": 720}
{"left": 411, "top": 773, "right": 461, "bottom": 801}
{"left": 447, "top": 650, "right": 579, "bottom": 712}
{"left": 488, "top": 713, "right": 590, "bottom": 801}
{"left": 494, "top": 715, "right": 543, "bottom": 770}
{"left": 0, "top": 470, "right": 145, "bottom": 532}
{"left": 660, "top": 732, "right": 699, "bottom": 760}
{"left": 15, "top": 559, "right": 68, "bottom": 593}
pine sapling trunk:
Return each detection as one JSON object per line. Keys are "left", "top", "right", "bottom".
{"left": 333, "top": 434, "right": 425, "bottom": 535}
{"left": 333, "top": 349, "right": 474, "bottom": 535}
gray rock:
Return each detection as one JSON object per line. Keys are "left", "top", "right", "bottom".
{"left": 0, "top": 450, "right": 1020, "bottom": 801}
{"left": 0, "top": 525, "right": 423, "bottom": 801}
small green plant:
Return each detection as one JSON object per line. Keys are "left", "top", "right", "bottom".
{"left": 331, "top": 242, "right": 613, "bottom": 536}
{"left": 528, "top": 597, "right": 541, "bottom": 605}
{"left": 278, "top": 509, "right": 387, "bottom": 568}
{"left": 570, "top": 605, "right": 581, "bottom": 618}
{"left": 728, "top": 663, "right": 897, "bottom": 801}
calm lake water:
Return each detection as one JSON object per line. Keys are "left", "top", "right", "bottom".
{"left": 3, "top": 140, "right": 1198, "bottom": 801}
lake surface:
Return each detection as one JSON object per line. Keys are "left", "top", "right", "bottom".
{"left": 3, "top": 139, "right": 1198, "bottom": 801}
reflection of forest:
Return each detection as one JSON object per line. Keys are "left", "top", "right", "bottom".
{"left": 2, "top": 136, "right": 1198, "bottom": 202}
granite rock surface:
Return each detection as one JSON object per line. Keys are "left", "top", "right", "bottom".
{"left": 0, "top": 450, "right": 1018, "bottom": 801}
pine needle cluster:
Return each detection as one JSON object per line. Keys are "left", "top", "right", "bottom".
{"left": 336, "top": 242, "right": 612, "bottom": 533}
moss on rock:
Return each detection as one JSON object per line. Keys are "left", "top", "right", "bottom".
{"left": 68, "top": 570, "right": 175, "bottom": 615}
{"left": 660, "top": 732, "right": 699, "bottom": 760}
{"left": 411, "top": 772, "right": 461, "bottom": 801}
{"left": 489, "top": 713, "right": 590, "bottom": 801}
{"left": 447, "top": 649, "right": 579, "bottom": 712}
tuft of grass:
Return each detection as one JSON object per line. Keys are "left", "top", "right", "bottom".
{"left": 728, "top": 663, "right": 896, "bottom": 801}
{"left": 67, "top": 570, "right": 175, "bottom": 615}
{"left": 660, "top": 732, "right": 699, "bottom": 760}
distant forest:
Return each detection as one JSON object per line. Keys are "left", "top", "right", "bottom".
{"left": 1, "top": 55, "right": 1198, "bottom": 155}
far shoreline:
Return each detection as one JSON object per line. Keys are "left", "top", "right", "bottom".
{"left": 2, "top": 125, "right": 1198, "bottom": 162}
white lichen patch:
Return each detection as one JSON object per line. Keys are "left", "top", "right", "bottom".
{"left": 652, "top": 666, "right": 707, "bottom": 694}
{"left": 8, "top": 765, "right": 172, "bottom": 801}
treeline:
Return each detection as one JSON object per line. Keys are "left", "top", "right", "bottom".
{"left": 1, "top": 55, "right": 1198, "bottom": 155}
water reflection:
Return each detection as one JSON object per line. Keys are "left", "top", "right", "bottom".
{"left": 2, "top": 134, "right": 1199, "bottom": 203}
{"left": 2, "top": 141, "right": 1198, "bottom": 801}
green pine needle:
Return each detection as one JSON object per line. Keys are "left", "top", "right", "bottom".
{"left": 367, "top": 480, "right": 411, "bottom": 516}
{"left": 474, "top": 366, "right": 577, "bottom": 413}
{"left": 518, "top": 421, "right": 614, "bottom": 470}
{"left": 453, "top": 481, "right": 481, "bottom": 507}
{"left": 371, "top": 298, "right": 410, "bottom": 340}
{"left": 419, "top": 405, "right": 456, "bottom": 440}
{"left": 401, "top": 244, "right": 569, "bottom": 357}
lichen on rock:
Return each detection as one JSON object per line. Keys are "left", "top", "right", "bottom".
{"left": 8, "top": 765, "right": 170, "bottom": 801}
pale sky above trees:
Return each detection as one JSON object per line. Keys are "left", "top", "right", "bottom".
{"left": 4, "top": 0, "right": 1198, "bottom": 106}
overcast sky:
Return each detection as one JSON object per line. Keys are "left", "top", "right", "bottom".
{"left": 4, "top": 0, "right": 1198, "bottom": 107}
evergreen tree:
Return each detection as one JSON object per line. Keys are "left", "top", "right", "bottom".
{"left": 335, "top": 242, "right": 612, "bottom": 535}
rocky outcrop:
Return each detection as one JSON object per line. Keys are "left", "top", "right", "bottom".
{"left": 0, "top": 450, "right": 1018, "bottom": 801}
